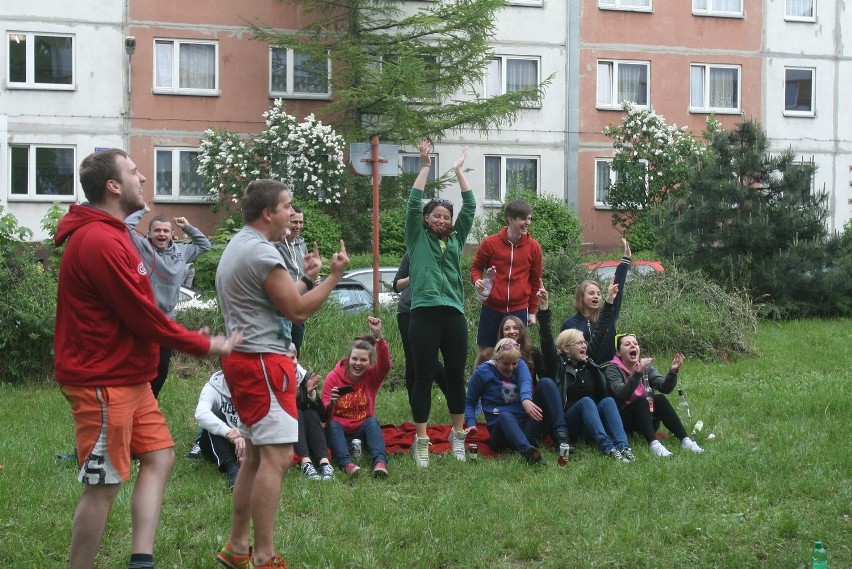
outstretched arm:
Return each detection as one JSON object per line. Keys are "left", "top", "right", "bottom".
{"left": 453, "top": 148, "right": 471, "bottom": 193}
{"left": 413, "top": 139, "right": 432, "bottom": 191}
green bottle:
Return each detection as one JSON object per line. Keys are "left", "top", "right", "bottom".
{"left": 811, "top": 540, "right": 828, "bottom": 569}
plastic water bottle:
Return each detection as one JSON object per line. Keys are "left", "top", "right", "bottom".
{"left": 642, "top": 368, "right": 654, "bottom": 414}
{"left": 477, "top": 266, "right": 496, "bottom": 302}
{"left": 678, "top": 388, "right": 691, "bottom": 418}
{"left": 812, "top": 540, "right": 828, "bottom": 569}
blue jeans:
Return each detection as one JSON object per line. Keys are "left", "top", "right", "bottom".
{"left": 488, "top": 377, "right": 567, "bottom": 456}
{"left": 325, "top": 416, "right": 386, "bottom": 468}
{"left": 564, "top": 396, "right": 629, "bottom": 454}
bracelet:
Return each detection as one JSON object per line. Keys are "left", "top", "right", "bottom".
{"left": 421, "top": 164, "right": 431, "bottom": 169}
{"left": 301, "top": 276, "right": 315, "bottom": 290}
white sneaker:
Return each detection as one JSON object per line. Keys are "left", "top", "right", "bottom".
{"left": 681, "top": 437, "right": 705, "bottom": 453}
{"left": 412, "top": 435, "right": 430, "bottom": 468}
{"left": 650, "top": 440, "right": 673, "bottom": 457}
{"left": 448, "top": 428, "right": 467, "bottom": 462}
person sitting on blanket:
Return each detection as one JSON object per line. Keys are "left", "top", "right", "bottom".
{"left": 194, "top": 370, "right": 244, "bottom": 490}
{"left": 463, "top": 338, "right": 567, "bottom": 464}
{"left": 293, "top": 358, "right": 335, "bottom": 481}
{"left": 321, "top": 316, "right": 391, "bottom": 477}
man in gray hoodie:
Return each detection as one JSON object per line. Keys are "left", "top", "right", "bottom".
{"left": 126, "top": 207, "right": 212, "bottom": 397}
{"left": 275, "top": 205, "right": 309, "bottom": 355}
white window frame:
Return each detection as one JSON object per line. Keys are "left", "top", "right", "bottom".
{"left": 783, "top": 67, "right": 815, "bottom": 117}
{"left": 154, "top": 148, "right": 208, "bottom": 203}
{"left": 153, "top": 39, "right": 219, "bottom": 96}
{"left": 692, "top": 0, "right": 743, "bottom": 17}
{"left": 785, "top": 0, "right": 816, "bottom": 22}
{"left": 594, "top": 158, "right": 648, "bottom": 209}
{"left": 689, "top": 63, "right": 741, "bottom": 114}
{"left": 505, "top": 0, "right": 544, "bottom": 6}
{"left": 8, "top": 144, "right": 76, "bottom": 202}
{"left": 6, "top": 32, "right": 75, "bottom": 90}
{"left": 483, "top": 56, "right": 542, "bottom": 108}
{"left": 484, "top": 155, "right": 540, "bottom": 203}
{"left": 597, "top": 59, "right": 650, "bottom": 110}
{"left": 598, "top": 0, "right": 653, "bottom": 12}
{"left": 401, "top": 154, "right": 439, "bottom": 198}
{"left": 269, "top": 47, "right": 331, "bottom": 99}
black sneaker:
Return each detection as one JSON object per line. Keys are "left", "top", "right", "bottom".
{"left": 606, "top": 448, "right": 630, "bottom": 463}
{"left": 525, "top": 449, "right": 544, "bottom": 465}
{"left": 186, "top": 442, "right": 202, "bottom": 459}
{"left": 621, "top": 447, "right": 637, "bottom": 462}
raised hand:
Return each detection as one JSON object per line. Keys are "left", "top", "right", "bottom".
{"left": 302, "top": 241, "right": 322, "bottom": 281}
{"left": 330, "top": 239, "right": 350, "bottom": 276}
{"left": 367, "top": 315, "right": 382, "bottom": 336}
{"left": 453, "top": 147, "right": 469, "bottom": 171}
{"left": 670, "top": 353, "right": 685, "bottom": 374}
{"left": 419, "top": 139, "right": 432, "bottom": 166}
{"left": 622, "top": 238, "right": 631, "bottom": 258}
{"left": 537, "top": 280, "right": 549, "bottom": 311}
{"left": 606, "top": 278, "right": 620, "bottom": 303}
{"left": 173, "top": 216, "right": 189, "bottom": 229}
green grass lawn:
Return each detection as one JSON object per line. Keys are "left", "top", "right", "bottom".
{"left": 1, "top": 319, "right": 850, "bottom": 568}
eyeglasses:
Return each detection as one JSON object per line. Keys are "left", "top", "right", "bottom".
{"left": 430, "top": 197, "right": 454, "bottom": 207}
{"left": 568, "top": 340, "right": 587, "bottom": 347}
{"left": 495, "top": 341, "right": 521, "bottom": 353}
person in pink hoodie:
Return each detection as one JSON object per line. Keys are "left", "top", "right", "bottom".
{"left": 321, "top": 316, "right": 391, "bottom": 477}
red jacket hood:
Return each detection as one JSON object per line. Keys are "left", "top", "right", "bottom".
{"left": 56, "top": 203, "right": 126, "bottom": 246}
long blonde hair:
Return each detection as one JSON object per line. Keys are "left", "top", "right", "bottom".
{"left": 574, "top": 279, "right": 603, "bottom": 322}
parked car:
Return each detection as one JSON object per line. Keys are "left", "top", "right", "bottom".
{"left": 327, "top": 278, "right": 374, "bottom": 313}
{"left": 175, "top": 287, "right": 217, "bottom": 311}
{"left": 342, "top": 266, "right": 399, "bottom": 306}
{"left": 585, "top": 260, "right": 664, "bottom": 283}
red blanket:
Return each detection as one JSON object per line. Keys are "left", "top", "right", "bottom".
{"left": 380, "top": 422, "right": 499, "bottom": 457}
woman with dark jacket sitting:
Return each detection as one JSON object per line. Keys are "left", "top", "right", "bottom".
{"left": 539, "top": 284, "right": 635, "bottom": 462}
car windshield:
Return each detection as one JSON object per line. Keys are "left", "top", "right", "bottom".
{"left": 328, "top": 286, "right": 372, "bottom": 312}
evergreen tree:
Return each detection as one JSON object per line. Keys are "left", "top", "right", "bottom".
{"left": 251, "top": 0, "right": 549, "bottom": 143}
{"left": 656, "top": 120, "right": 831, "bottom": 316}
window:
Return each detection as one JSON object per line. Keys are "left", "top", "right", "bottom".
{"left": 9, "top": 145, "right": 75, "bottom": 199}
{"left": 484, "top": 156, "right": 539, "bottom": 202}
{"left": 784, "top": 68, "right": 815, "bottom": 116}
{"left": 690, "top": 64, "right": 740, "bottom": 113}
{"left": 401, "top": 155, "right": 438, "bottom": 198}
{"left": 597, "top": 60, "right": 649, "bottom": 109}
{"left": 269, "top": 47, "right": 330, "bottom": 98}
{"left": 786, "top": 0, "right": 815, "bottom": 20}
{"left": 484, "top": 56, "right": 541, "bottom": 107}
{"left": 7, "top": 32, "right": 74, "bottom": 89}
{"left": 595, "top": 158, "right": 647, "bottom": 208}
{"left": 155, "top": 149, "right": 206, "bottom": 201}
{"left": 693, "top": 0, "right": 743, "bottom": 16}
{"left": 154, "top": 39, "right": 218, "bottom": 95}
{"left": 599, "top": 0, "right": 652, "bottom": 11}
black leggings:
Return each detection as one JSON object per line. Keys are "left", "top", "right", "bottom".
{"left": 397, "top": 311, "right": 448, "bottom": 411}
{"left": 150, "top": 346, "right": 172, "bottom": 399}
{"left": 408, "top": 306, "right": 467, "bottom": 423}
{"left": 294, "top": 407, "right": 329, "bottom": 464}
{"left": 620, "top": 394, "right": 688, "bottom": 444}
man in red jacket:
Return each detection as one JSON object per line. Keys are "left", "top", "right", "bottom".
{"left": 471, "top": 199, "right": 543, "bottom": 366}
{"left": 54, "top": 148, "right": 240, "bottom": 569}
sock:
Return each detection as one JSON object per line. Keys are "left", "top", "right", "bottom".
{"left": 128, "top": 553, "right": 154, "bottom": 569}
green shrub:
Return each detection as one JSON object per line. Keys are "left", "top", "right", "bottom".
{"left": 298, "top": 201, "right": 344, "bottom": 258}
{"left": 378, "top": 206, "right": 406, "bottom": 257}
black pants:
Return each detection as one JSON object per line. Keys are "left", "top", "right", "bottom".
{"left": 291, "top": 322, "right": 306, "bottom": 358}
{"left": 199, "top": 429, "right": 238, "bottom": 474}
{"left": 294, "top": 407, "right": 329, "bottom": 464}
{"left": 620, "top": 394, "right": 688, "bottom": 444}
{"left": 408, "top": 306, "right": 467, "bottom": 423}
{"left": 397, "top": 311, "right": 448, "bottom": 412}
{"left": 150, "top": 346, "right": 172, "bottom": 399}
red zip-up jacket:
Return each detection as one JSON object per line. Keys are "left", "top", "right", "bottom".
{"left": 54, "top": 204, "right": 210, "bottom": 387}
{"left": 321, "top": 338, "right": 390, "bottom": 434}
{"left": 470, "top": 227, "right": 543, "bottom": 315}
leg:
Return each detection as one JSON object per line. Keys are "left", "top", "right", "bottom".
{"left": 397, "top": 311, "right": 417, "bottom": 410}
{"left": 294, "top": 408, "right": 311, "bottom": 460}
{"left": 361, "top": 416, "right": 387, "bottom": 466}
{"left": 440, "top": 308, "right": 469, "bottom": 433}
{"left": 325, "top": 420, "right": 353, "bottom": 468}
{"left": 251, "top": 443, "right": 292, "bottom": 565}
{"left": 597, "top": 397, "right": 630, "bottom": 450}
{"left": 227, "top": 440, "right": 257, "bottom": 555}
{"left": 564, "top": 397, "right": 616, "bottom": 453}
{"left": 301, "top": 408, "right": 331, "bottom": 465}
{"left": 527, "top": 377, "right": 567, "bottom": 445}
{"left": 130, "top": 447, "right": 175, "bottom": 554}
{"left": 69, "top": 484, "right": 122, "bottom": 569}
{"left": 474, "top": 306, "right": 501, "bottom": 367}
{"left": 654, "top": 395, "right": 689, "bottom": 440}
{"left": 291, "top": 322, "right": 305, "bottom": 358}
{"left": 620, "top": 399, "right": 658, "bottom": 445}
{"left": 409, "top": 308, "right": 442, "bottom": 438}
{"left": 149, "top": 347, "right": 172, "bottom": 399}
{"left": 493, "top": 413, "right": 535, "bottom": 457}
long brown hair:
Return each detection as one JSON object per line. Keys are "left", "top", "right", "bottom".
{"left": 496, "top": 315, "right": 534, "bottom": 370}
{"left": 573, "top": 279, "right": 603, "bottom": 323}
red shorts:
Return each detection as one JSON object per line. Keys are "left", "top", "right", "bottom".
{"left": 61, "top": 383, "right": 173, "bottom": 484}
{"left": 222, "top": 352, "right": 298, "bottom": 443}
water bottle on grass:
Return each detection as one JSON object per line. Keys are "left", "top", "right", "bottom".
{"left": 812, "top": 540, "right": 828, "bottom": 569}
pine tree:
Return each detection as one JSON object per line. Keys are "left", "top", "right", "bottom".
{"left": 251, "top": 0, "right": 549, "bottom": 143}
{"left": 656, "top": 120, "right": 831, "bottom": 315}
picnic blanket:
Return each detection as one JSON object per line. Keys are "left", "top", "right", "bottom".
{"left": 380, "top": 422, "right": 499, "bottom": 457}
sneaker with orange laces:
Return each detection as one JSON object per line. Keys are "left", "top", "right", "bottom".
{"left": 254, "top": 553, "right": 288, "bottom": 568}
{"left": 216, "top": 543, "right": 253, "bottom": 569}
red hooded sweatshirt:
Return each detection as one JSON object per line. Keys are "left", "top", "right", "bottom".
{"left": 321, "top": 338, "right": 390, "bottom": 434}
{"left": 54, "top": 204, "right": 210, "bottom": 387}
{"left": 470, "top": 226, "right": 543, "bottom": 315}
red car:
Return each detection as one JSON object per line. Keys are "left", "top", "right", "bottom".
{"left": 584, "top": 260, "right": 664, "bottom": 282}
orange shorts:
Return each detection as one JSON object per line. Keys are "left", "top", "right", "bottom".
{"left": 61, "top": 383, "right": 174, "bottom": 484}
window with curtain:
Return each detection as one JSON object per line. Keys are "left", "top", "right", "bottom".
{"left": 595, "top": 158, "right": 647, "bottom": 207}
{"left": 483, "top": 56, "right": 541, "bottom": 107}
{"left": 154, "top": 40, "right": 218, "bottom": 94}
{"left": 155, "top": 149, "right": 206, "bottom": 200}
{"left": 9, "top": 145, "right": 75, "bottom": 199}
{"left": 597, "top": 60, "right": 649, "bottom": 108}
{"left": 786, "top": 0, "right": 815, "bottom": 19}
{"left": 690, "top": 64, "right": 740, "bottom": 112}
{"left": 270, "top": 47, "right": 330, "bottom": 97}
{"left": 599, "top": 0, "right": 652, "bottom": 9}
{"left": 7, "top": 32, "right": 73, "bottom": 88}
{"left": 484, "top": 155, "right": 539, "bottom": 201}
{"left": 693, "top": 0, "right": 743, "bottom": 15}
{"left": 784, "top": 68, "right": 814, "bottom": 115}
{"left": 401, "top": 155, "right": 438, "bottom": 198}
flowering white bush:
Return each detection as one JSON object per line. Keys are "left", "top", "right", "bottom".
{"left": 197, "top": 100, "right": 347, "bottom": 212}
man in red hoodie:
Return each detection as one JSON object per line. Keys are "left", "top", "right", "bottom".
{"left": 54, "top": 148, "right": 240, "bottom": 569}
{"left": 471, "top": 199, "right": 543, "bottom": 366}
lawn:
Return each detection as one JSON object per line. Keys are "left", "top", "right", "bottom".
{"left": 0, "top": 319, "right": 849, "bottom": 568}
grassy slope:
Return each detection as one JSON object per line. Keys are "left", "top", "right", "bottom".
{"left": 1, "top": 319, "right": 849, "bottom": 568}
